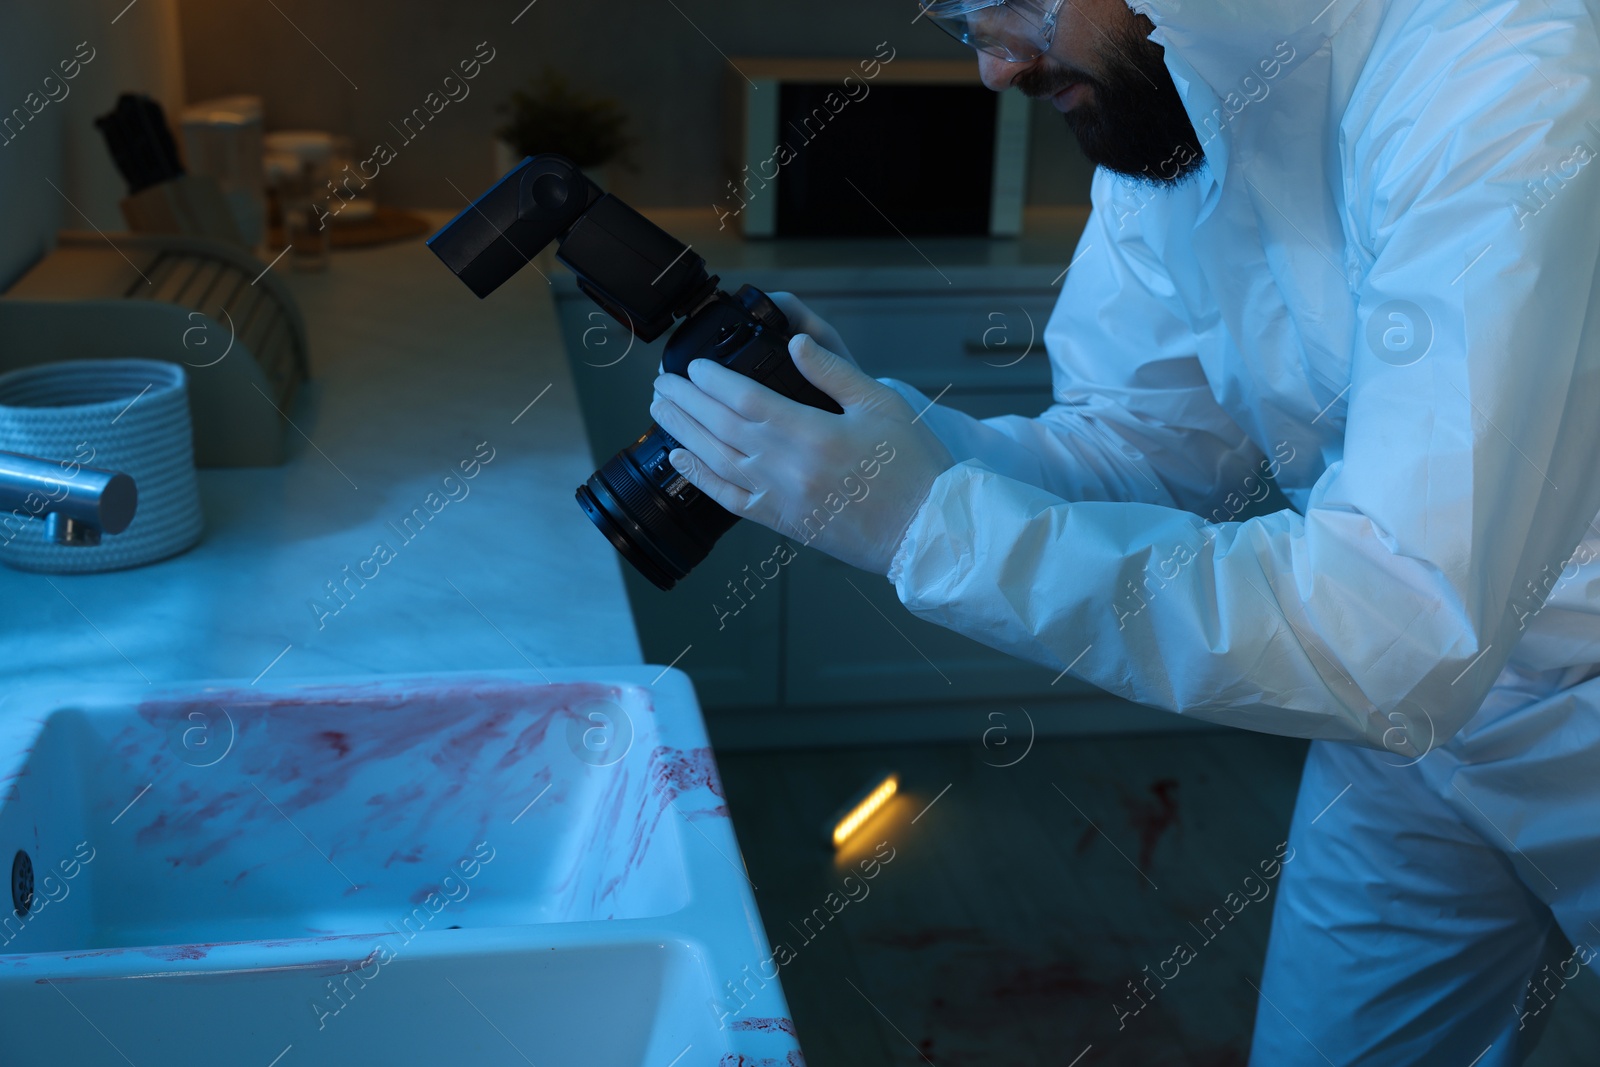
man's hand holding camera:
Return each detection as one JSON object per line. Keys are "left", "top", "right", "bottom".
{"left": 651, "top": 328, "right": 954, "bottom": 577}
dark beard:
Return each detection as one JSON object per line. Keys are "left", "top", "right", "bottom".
{"left": 1016, "top": 22, "right": 1204, "bottom": 186}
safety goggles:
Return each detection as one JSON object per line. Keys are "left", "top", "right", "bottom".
{"left": 918, "top": 0, "right": 1068, "bottom": 62}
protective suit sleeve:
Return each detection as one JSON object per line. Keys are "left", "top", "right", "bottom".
{"left": 890, "top": 50, "right": 1600, "bottom": 752}
{"left": 878, "top": 177, "right": 1262, "bottom": 513}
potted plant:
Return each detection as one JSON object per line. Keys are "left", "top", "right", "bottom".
{"left": 494, "top": 69, "right": 635, "bottom": 189}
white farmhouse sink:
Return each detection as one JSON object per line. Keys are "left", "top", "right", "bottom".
{"left": 0, "top": 669, "right": 801, "bottom": 1066}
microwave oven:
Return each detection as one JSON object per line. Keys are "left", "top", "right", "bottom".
{"left": 723, "top": 57, "right": 1031, "bottom": 239}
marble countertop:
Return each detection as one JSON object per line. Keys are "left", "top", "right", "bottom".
{"left": 4, "top": 228, "right": 645, "bottom": 692}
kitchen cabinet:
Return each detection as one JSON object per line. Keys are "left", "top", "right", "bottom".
{"left": 781, "top": 549, "right": 1076, "bottom": 706}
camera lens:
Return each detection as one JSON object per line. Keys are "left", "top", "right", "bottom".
{"left": 575, "top": 423, "right": 739, "bottom": 591}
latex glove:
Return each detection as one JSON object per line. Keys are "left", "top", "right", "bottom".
{"left": 767, "top": 292, "right": 858, "bottom": 368}
{"left": 650, "top": 333, "right": 955, "bottom": 576}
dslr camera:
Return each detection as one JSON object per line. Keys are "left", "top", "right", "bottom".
{"left": 427, "top": 154, "right": 839, "bottom": 590}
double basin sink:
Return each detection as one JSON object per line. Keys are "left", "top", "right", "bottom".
{"left": 0, "top": 668, "right": 800, "bottom": 1065}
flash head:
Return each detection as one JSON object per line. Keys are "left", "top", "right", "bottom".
{"left": 427, "top": 154, "right": 715, "bottom": 343}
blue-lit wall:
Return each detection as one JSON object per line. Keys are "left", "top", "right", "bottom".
{"left": 0, "top": 0, "right": 184, "bottom": 289}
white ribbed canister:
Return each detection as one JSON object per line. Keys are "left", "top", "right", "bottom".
{"left": 0, "top": 359, "right": 203, "bottom": 573}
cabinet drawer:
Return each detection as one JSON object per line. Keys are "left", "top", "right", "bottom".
{"left": 783, "top": 549, "right": 1098, "bottom": 706}
{"left": 800, "top": 292, "right": 1058, "bottom": 393}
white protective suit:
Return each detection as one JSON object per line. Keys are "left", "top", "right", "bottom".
{"left": 883, "top": 0, "right": 1600, "bottom": 1061}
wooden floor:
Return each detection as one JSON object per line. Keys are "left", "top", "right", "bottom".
{"left": 718, "top": 730, "right": 1600, "bottom": 1066}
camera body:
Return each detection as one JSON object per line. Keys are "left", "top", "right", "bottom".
{"left": 427, "top": 154, "right": 840, "bottom": 590}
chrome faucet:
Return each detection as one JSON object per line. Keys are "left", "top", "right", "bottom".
{"left": 0, "top": 450, "right": 137, "bottom": 546}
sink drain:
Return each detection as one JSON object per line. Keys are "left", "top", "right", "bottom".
{"left": 11, "top": 850, "right": 33, "bottom": 917}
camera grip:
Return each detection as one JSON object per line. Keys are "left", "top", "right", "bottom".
{"left": 757, "top": 347, "right": 844, "bottom": 415}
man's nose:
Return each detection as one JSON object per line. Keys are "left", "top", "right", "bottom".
{"left": 976, "top": 51, "right": 1033, "bottom": 92}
